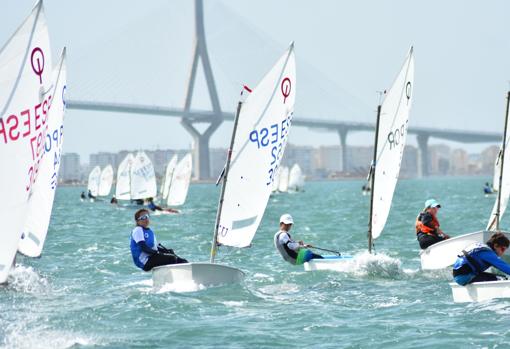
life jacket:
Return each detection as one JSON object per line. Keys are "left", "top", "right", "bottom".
{"left": 274, "top": 231, "right": 298, "bottom": 265}
{"left": 415, "top": 211, "right": 439, "bottom": 236}
{"left": 453, "top": 243, "right": 492, "bottom": 276}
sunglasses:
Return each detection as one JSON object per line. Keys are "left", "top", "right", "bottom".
{"left": 137, "top": 214, "right": 150, "bottom": 221}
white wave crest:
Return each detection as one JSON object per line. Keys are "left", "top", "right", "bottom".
{"left": 6, "top": 265, "right": 50, "bottom": 294}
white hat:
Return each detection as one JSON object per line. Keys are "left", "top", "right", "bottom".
{"left": 279, "top": 214, "right": 294, "bottom": 224}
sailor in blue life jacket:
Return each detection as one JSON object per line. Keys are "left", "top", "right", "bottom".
{"left": 129, "top": 209, "right": 188, "bottom": 271}
{"left": 274, "top": 214, "right": 323, "bottom": 265}
{"left": 145, "top": 197, "right": 178, "bottom": 214}
{"left": 483, "top": 182, "right": 494, "bottom": 194}
{"left": 452, "top": 232, "right": 510, "bottom": 285}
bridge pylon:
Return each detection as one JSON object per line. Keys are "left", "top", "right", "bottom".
{"left": 182, "top": 0, "right": 223, "bottom": 180}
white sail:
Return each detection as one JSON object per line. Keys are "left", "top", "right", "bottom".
{"left": 371, "top": 47, "right": 414, "bottom": 240}
{"left": 87, "top": 166, "right": 101, "bottom": 197}
{"left": 288, "top": 163, "right": 303, "bottom": 191}
{"left": 493, "top": 150, "right": 502, "bottom": 193}
{"left": 130, "top": 151, "right": 157, "bottom": 200}
{"left": 0, "top": 1, "right": 52, "bottom": 282}
{"left": 278, "top": 166, "right": 289, "bottom": 192}
{"left": 18, "top": 49, "right": 67, "bottom": 258}
{"left": 487, "top": 114, "right": 510, "bottom": 230}
{"left": 115, "top": 153, "right": 134, "bottom": 200}
{"left": 272, "top": 166, "right": 281, "bottom": 193}
{"left": 98, "top": 164, "right": 114, "bottom": 196}
{"left": 217, "top": 44, "right": 296, "bottom": 248}
{"left": 167, "top": 153, "right": 192, "bottom": 206}
{"left": 161, "top": 154, "right": 178, "bottom": 200}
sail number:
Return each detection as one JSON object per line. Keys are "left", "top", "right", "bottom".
{"left": 387, "top": 120, "right": 408, "bottom": 150}
{"left": 248, "top": 112, "right": 293, "bottom": 186}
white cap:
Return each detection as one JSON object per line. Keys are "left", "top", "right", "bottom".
{"left": 279, "top": 214, "right": 294, "bottom": 225}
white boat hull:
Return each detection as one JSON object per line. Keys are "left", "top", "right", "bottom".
{"left": 450, "top": 280, "right": 510, "bottom": 303}
{"left": 152, "top": 262, "right": 245, "bottom": 289}
{"left": 420, "top": 231, "right": 510, "bottom": 270}
{"left": 303, "top": 256, "right": 353, "bottom": 272}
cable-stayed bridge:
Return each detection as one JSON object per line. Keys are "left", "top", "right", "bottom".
{"left": 67, "top": 0, "right": 500, "bottom": 179}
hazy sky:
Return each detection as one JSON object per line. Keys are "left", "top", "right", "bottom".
{"left": 2, "top": 0, "right": 509, "bottom": 161}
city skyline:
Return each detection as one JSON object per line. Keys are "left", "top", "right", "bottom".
{"left": 59, "top": 142, "right": 498, "bottom": 184}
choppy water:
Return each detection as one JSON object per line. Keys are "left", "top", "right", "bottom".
{"left": 2, "top": 177, "right": 509, "bottom": 348}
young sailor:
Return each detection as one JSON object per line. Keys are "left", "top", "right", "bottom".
{"left": 415, "top": 199, "right": 450, "bottom": 249}
{"left": 129, "top": 209, "right": 187, "bottom": 271}
{"left": 452, "top": 232, "right": 510, "bottom": 285}
{"left": 274, "top": 214, "right": 323, "bottom": 265}
{"left": 146, "top": 197, "right": 178, "bottom": 214}
{"left": 483, "top": 182, "right": 494, "bottom": 194}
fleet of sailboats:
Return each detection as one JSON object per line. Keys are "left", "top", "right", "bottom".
{"left": 1, "top": 3, "right": 507, "bottom": 306}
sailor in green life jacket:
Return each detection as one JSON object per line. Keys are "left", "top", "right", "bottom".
{"left": 452, "top": 232, "right": 510, "bottom": 285}
{"left": 274, "top": 214, "right": 323, "bottom": 265}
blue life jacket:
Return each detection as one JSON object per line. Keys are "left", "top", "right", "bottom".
{"left": 130, "top": 227, "right": 156, "bottom": 269}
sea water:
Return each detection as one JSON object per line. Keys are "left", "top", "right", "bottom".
{"left": 1, "top": 177, "right": 509, "bottom": 348}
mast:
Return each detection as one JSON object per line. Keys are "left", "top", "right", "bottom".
{"left": 368, "top": 105, "right": 382, "bottom": 253}
{"left": 210, "top": 99, "right": 243, "bottom": 263}
{"left": 495, "top": 91, "right": 510, "bottom": 231}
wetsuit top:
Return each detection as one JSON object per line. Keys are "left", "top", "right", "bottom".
{"left": 453, "top": 243, "right": 510, "bottom": 276}
{"left": 274, "top": 230, "right": 300, "bottom": 265}
{"left": 130, "top": 226, "right": 158, "bottom": 269}
{"left": 415, "top": 211, "right": 439, "bottom": 236}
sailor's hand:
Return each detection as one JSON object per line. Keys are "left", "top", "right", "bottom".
{"left": 304, "top": 244, "right": 312, "bottom": 248}
{"left": 298, "top": 240, "right": 304, "bottom": 246}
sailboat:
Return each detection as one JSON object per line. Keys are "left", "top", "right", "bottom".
{"left": 98, "top": 164, "right": 114, "bottom": 197}
{"left": 166, "top": 153, "right": 192, "bottom": 206}
{"left": 160, "top": 154, "right": 178, "bottom": 201}
{"left": 288, "top": 163, "right": 304, "bottom": 192}
{"left": 115, "top": 153, "right": 135, "bottom": 201}
{"left": 87, "top": 166, "right": 101, "bottom": 200}
{"left": 152, "top": 43, "right": 296, "bottom": 289}
{"left": 304, "top": 47, "right": 415, "bottom": 271}
{"left": 130, "top": 151, "right": 157, "bottom": 201}
{"left": 271, "top": 166, "right": 281, "bottom": 194}
{"left": 420, "top": 102, "right": 510, "bottom": 271}
{"left": 0, "top": 1, "right": 54, "bottom": 283}
{"left": 18, "top": 49, "right": 68, "bottom": 258}
{"left": 278, "top": 166, "right": 289, "bottom": 193}
{"left": 448, "top": 92, "right": 510, "bottom": 302}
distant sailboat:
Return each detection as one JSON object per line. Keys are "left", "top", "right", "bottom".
{"left": 288, "top": 164, "right": 304, "bottom": 192}
{"left": 0, "top": 1, "right": 54, "bottom": 283}
{"left": 87, "top": 166, "right": 101, "bottom": 199}
{"left": 166, "top": 153, "right": 192, "bottom": 207}
{"left": 18, "top": 49, "right": 67, "bottom": 258}
{"left": 130, "top": 151, "right": 157, "bottom": 201}
{"left": 98, "top": 165, "right": 114, "bottom": 197}
{"left": 115, "top": 153, "right": 134, "bottom": 201}
{"left": 278, "top": 166, "right": 289, "bottom": 193}
{"left": 152, "top": 43, "right": 296, "bottom": 289}
{"left": 160, "top": 154, "right": 178, "bottom": 201}
{"left": 305, "top": 47, "right": 414, "bottom": 271}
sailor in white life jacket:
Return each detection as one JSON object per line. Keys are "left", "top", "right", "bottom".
{"left": 274, "top": 214, "right": 323, "bottom": 265}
